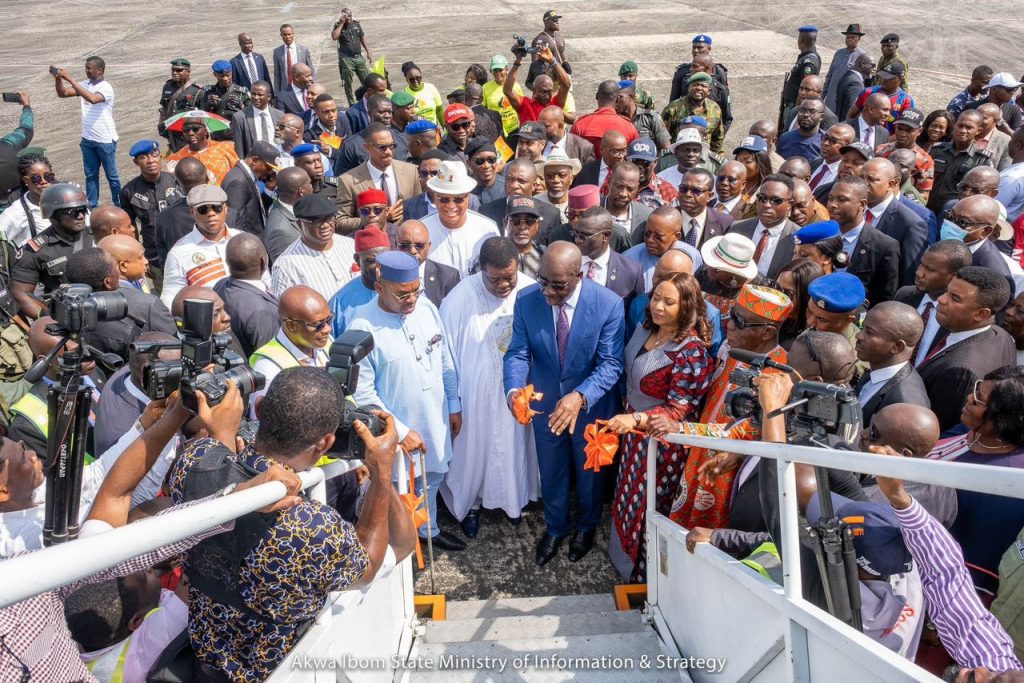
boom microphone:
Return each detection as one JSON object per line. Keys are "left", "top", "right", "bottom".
{"left": 727, "top": 348, "right": 795, "bottom": 373}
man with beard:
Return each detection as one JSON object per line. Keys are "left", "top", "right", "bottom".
{"left": 157, "top": 58, "right": 203, "bottom": 152}
{"left": 535, "top": 152, "right": 580, "bottom": 221}
{"left": 439, "top": 104, "right": 482, "bottom": 164}
{"left": 505, "top": 195, "right": 546, "bottom": 278}
{"left": 776, "top": 97, "right": 825, "bottom": 161}
{"left": 662, "top": 73, "right": 724, "bottom": 152}
{"left": 875, "top": 109, "right": 933, "bottom": 201}
{"left": 329, "top": 227, "right": 390, "bottom": 335}
{"left": 334, "top": 94, "right": 409, "bottom": 174}
{"left": 503, "top": 44, "right": 571, "bottom": 124}
{"left": 165, "top": 115, "right": 239, "bottom": 185}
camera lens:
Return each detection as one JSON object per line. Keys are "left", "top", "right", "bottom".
{"left": 220, "top": 366, "right": 266, "bottom": 397}
{"left": 91, "top": 291, "right": 128, "bottom": 322}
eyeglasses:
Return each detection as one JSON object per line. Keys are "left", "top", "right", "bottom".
{"left": 286, "top": 314, "right": 334, "bottom": 333}
{"left": 183, "top": 124, "right": 205, "bottom": 133}
{"left": 802, "top": 331, "right": 821, "bottom": 363}
{"left": 678, "top": 184, "right": 709, "bottom": 196}
{"left": 359, "top": 206, "right": 387, "bottom": 216}
{"left": 195, "top": 203, "right": 225, "bottom": 215}
{"left": 943, "top": 209, "right": 988, "bottom": 230}
{"left": 956, "top": 181, "right": 992, "bottom": 195}
{"left": 437, "top": 195, "right": 467, "bottom": 205}
{"left": 389, "top": 287, "right": 424, "bottom": 303}
{"left": 397, "top": 241, "right": 428, "bottom": 251}
{"left": 371, "top": 143, "right": 397, "bottom": 151}
{"left": 58, "top": 206, "right": 89, "bottom": 219}
{"left": 419, "top": 169, "right": 440, "bottom": 179}
{"left": 569, "top": 227, "right": 606, "bottom": 241}
{"left": 537, "top": 276, "right": 576, "bottom": 291}
{"left": 604, "top": 147, "right": 628, "bottom": 158}
{"left": 473, "top": 156, "right": 498, "bottom": 166}
{"left": 755, "top": 193, "right": 789, "bottom": 206}
{"left": 971, "top": 379, "right": 989, "bottom": 405}
{"left": 448, "top": 121, "right": 472, "bottom": 131}
{"left": 728, "top": 308, "right": 775, "bottom": 329}
{"left": 643, "top": 231, "right": 675, "bottom": 240}
{"left": 822, "top": 134, "right": 845, "bottom": 144}
{"left": 508, "top": 215, "right": 540, "bottom": 226}
{"left": 29, "top": 172, "right": 56, "bottom": 185}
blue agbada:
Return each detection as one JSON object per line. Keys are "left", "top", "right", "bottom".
{"left": 329, "top": 278, "right": 376, "bottom": 337}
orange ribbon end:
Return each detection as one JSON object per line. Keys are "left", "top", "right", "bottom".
{"left": 583, "top": 421, "right": 619, "bottom": 472}
{"left": 513, "top": 384, "right": 544, "bottom": 425}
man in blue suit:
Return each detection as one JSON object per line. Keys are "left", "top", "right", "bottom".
{"left": 231, "top": 33, "right": 273, "bottom": 95}
{"left": 504, "top": 241, "right": 626, "bottom": 566}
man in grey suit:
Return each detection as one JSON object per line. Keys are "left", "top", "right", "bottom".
{"left": 272, "top": 24, "right": 315, "bottom": 95}
{"left": 823, "top": 24, "right": 866, "bottom": 112}
{"left": 264, "top": 167, "right": 312, "bottom": 263}
{"left": 726, "top": 173, "right": 800, "bottom": 280}
{"left": 231, "top": 82, "right": 283, "bottom": 159}
{"left": 854, "top": 301, "right": 930, "bottom": 427}
{"left": 976, "top": 102, "right": 1012, "bottom": 170}
{"left": 214, "top": 233, "right": 280, "bottom": 358}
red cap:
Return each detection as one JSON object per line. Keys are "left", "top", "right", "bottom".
{"left": 354, "top": 227, "right": 391, "bottom": 252}
{"left": 568, "top": 184, "right": 600, "bottom": 211}
{"left": 357, "top": 188, "right": 388, "bottom": 207}
{"left": 444, "top": 103, "right": 474, "bottom": 125}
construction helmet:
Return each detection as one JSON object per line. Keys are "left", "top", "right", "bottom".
{"left": 40, "top": 183, "right": 88, "bottom": 219}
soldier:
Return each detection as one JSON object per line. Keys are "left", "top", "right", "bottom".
{"left": 876, "top": 33, "right": 909, "bottom": 91}
{"left": 118, "top": 140, "right": 181, "bottom": 288}
{"left": 662, "top": 73, "right": 725, "bottom": 153}
{"left": 200, "top": 60, "right": 251, "bottom": 142}
{"left": 926, "top": 111, "right": 994, "bottom": 216}
{"left": 781, "top": 27, "right": 822, "bottom": 124}
{"left": 158, "top": 57, "right": 203, "bottom": 152}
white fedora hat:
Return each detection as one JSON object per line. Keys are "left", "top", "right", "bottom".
{"left": 426, "top": 160, "right": 478, "bottom": 195}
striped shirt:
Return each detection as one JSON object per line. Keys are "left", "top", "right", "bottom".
{"left": 270, "top": 235, "right": 356, "bottom": 301}
{"left": 892, "top": 497, "right": 1022, "bottom": 672}
{"left": 80, "top": 79, "right": 117, "bottom": 143}
{"left": 160, "top": 227, "right": 240, "bottom": 308}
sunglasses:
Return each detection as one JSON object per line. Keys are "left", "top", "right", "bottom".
{"left": 371, "top": 143, "right": 397, "bottom": 152}
{"left": 183, "top": 124, "right": 206, "bottom": 133}
{"left": 755, "top": 193, "right": 788, "bottom": 206}
{"left": 508, "top": 215, "right": 539, "bottom": 226}
{"left": 286, "top": 314, "right": 334, "bottom": 333}
{"left": 473, "top": 156, "right": 498, "bottom": 166}
{"left": 822, "top": 134, "right": 845, "bottom": 144}
{"left": 419, "top": 169, "right": 440, "bottom": 179}
{"left": 397, "top": 241, "right": 428, "bottom": 251}
{"left": 171, "top": 67, "right": 187, "bottom": 73}
{"left": 729, "top": 308, "right": 774, "bottom": 329}
{"left": 29, "top": 172, "right": 56, "bottom": 185}
{"left": 569, "top": 227, "right": 605, "bottom": 241}
{"left": 58, "top": 206, "right": 89, "bottom": 219}
{"left": 716, "top": 174, "right": 741, "bottom": 182}
{"left": 359, "top": 206, "right": 387, "bottom": 216}
{"left": 448, "top": 121, "right": 472, "bottom": 131}
{"left": 678, "top": 184, "right": 709, "bottom": 196}
{"left": 537, "top": 276, "right": 576, "bottom": 292}
{"left": 437, "top": 196, "right": 467, "bottom": 205}
{"left": 942, "top": 209, "right": 988, "bottom": 231}
{"left": 195, "top": 203, "right": 225, "bottom": 215}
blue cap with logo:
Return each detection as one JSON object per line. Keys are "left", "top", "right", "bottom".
{"left": 627, "top": 138, "right": 657, "bottom": 162}
{"left": 732, "top": 135, "right": 768, "bottom": 155}
{"left": 212, "top": 60, "right": 232, "bottom": 74}
{"left": 129, "top": 140, "right": 160, "bottom": 158}
{"left": 290, "top": 143, "right": 319, "bottom": 159}
{"left": 793, "top": 220, "right": 841, "bottom": 245}
{"left": 807, "top": 272, "right": 865, "bottom": 313}
{"left": 806, "top": 493, "right": 913, "bottom": 577}
{"left": 692, "top": 34, "right": 712, "bottom": 45}
{"left": 377, "top": 251, "right": 420, "bottom": 283}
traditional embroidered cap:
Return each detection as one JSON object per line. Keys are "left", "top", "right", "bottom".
{"left": 568, "top": 184, "right": 600, "bottom": 211}
{"left": 426, "top": 160, "right": 478, "bottom": 195}
{"left": 808, "top": 272, "right": 866, "bottom": 313}
{"left": 733, "top": 135, "right": 768, "bottom": 154}
{"left": 806, "top": 493, "right": 913, "bottom": 578}
{"left": 186, "top": 184, "right": 227, "bottom": 207}
{"left": 294, "top": 193, "right": 338, "bottom": 220}
{"left": 793, "top": 220, "right": 841, "bottom": 245}
{"left": 687, "top": 72, "right": 713, "bottom": 85}
{"left": 290, "top": 143, "right": 320, "bottom": 159}
{"left": 444, "top": 103, "right": 474, "bottom": 124}
{"left": 357, "top": 188, "right": 388, "bottom": 207}
{"left": 129, "top": 140, "right": 160, "bottom": 158}
{"left": 354, "top": 227, "right": 391, "bottom": 252}
{"left": 391, "top": 91, "right": 415, "bottom": 108}
{"left": 212, "top": 60, "right": 232, "bottom": 74}
{"left": 377, "top": 250, "right": 419, "bottom": 283}
{"left": 506, "top": 194, "right": 541, "bottom": 216}
{"left": 735, "top": 284, "right": 793, "bottom": 322}
{"left": 692, "top": 34, "right": 712, "bottom": 45}
{"left": 700, "top": 233, "right": 759, "bottom": 281}
{"left": 627, "top": 138, "right": 658, "bottom": 162}
{"left": 618, "top": 60, "right": 639, "bottom": 76}
{"left": 405, "top": 119, "right": 437, "bottom": 135}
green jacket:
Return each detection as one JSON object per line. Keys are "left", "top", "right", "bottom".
{"left": 662, "top": 97, "right": 724, "bottom": 154}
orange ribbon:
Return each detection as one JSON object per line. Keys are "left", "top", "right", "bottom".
{"left": 583, "top": 420, "right": 619, "bottom": 472}
{"left": 398, "top": 458, "right": 429, "bottom": 569}
{"left": 512, "top": 384, "right": 544, "bottom": 425}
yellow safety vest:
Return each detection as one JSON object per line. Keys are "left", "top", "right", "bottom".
{"left": 741, "top": 542, "right": 784, "bottom": 585}
{"left": 85, "top": 606, "right": 161, "bottom": 683}
{"left": 9, "top": 392, "right": 94, "bottom": 464}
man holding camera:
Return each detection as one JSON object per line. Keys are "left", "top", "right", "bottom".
{"left": 503, "top": 42, "right": 571, "bottom": 125}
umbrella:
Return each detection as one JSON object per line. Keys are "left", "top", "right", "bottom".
{"left": 163, "top": 110, "right": 231, "bottom": 133}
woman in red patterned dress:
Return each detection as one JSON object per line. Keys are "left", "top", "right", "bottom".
{"left": 606, "top": 272, "right": 714, "bottom": 581}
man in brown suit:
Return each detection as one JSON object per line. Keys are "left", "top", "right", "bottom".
{"left": 336, "top": 122, "right": 421, "bottom": 234}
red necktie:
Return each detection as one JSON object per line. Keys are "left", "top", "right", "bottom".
{"left": 809, "top": 164, "right": 829, "bottom": 190}
{"left": 286, "top": 49, "right": 294, "bottom": 85}
{"left": 753, "top": 228, "right": 771, "bottom": 267}
{"left": 920, "top": 301, "right": 933, "bottom": 328}
{"left": 923, "top": 334, "right": 947, "bottom": 364}
{"left": 866, "top": 210, "right": 875, "bottom": 225}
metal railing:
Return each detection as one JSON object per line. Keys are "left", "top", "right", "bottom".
{"left": 644, "top": 433, "right": 1024, "bottom": 682}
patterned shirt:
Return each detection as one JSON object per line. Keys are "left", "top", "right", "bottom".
{"left": 516, "top": 242, "right": 545, "bottom": 279}
{"left": 165, "top": 141, "right": 240, "bottom": 185}
{"left": 168, "top": 438, "right": 369, "bottom": 682}
{"left": 270, "top": 235, "right": 357, "bottom": 301}
{"left": 661, "top": 97, "right": 724, "bottom": 153}
{"left": 160, "top": 227, "right": 240, "bottom": 308}
{"left": 636, "top": 175, "right": 679, "bottom": 210}
{"left": 947, "top": 88, "right": 985, "bottom": 119}
{"left": 876, "top": 142, "right": 934, "bottom": 193}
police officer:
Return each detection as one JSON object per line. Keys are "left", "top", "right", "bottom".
{"left": 118, "top": 140, "right": 180, "bottom": 286}
{"left": 158, "top": 58, "right": 203, "bottom": 152}
{"left": 782, "top": 27, "right": 822, "bottom": 113}
{"left": 200, "top": 60, "right": 251, "bottom": 142}
{"left": 9, "top": 183, "right": 93, "bottom": 319}
{"left": 669, "top": 34, "right": 729, "bottom": 102}
{"left": 926, "top": 110, "right": 994, "bottom": 216}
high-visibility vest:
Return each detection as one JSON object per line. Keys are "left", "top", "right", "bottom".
{"left": 85, "top": 606, "right": 161, "bottom": 682}
{"left": 741, "top": 542, "right": 784, "bottom": 585}
{"left": 9, "top": 391, "right": 94, "bottom": 464}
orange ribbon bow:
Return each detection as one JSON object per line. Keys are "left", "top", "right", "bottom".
{"left": 583, "top": 420, "right": 619, "bottom": 472}
{"left": 512, "top": 384, "right": 544, "bottom": 425}
{"left": 398, "top": 458, "right": 429, "bottom": 569}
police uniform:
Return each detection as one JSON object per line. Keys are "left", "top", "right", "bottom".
{"left": 158, "top": 59, "right": 204, "bottom": 152}
{"left": 783, "top": 50, "right": 822, "bottom": 107}
{"left": 119, "top": 153, "right": 181, "bottom": 265}
{"left": 200, "top": 84, "right": 251, "bottom": 141}
{"left": 926, "top": 141, "right": 994, "bottom": 214}
{"left": 10, "top": 226, "right": 92, "bottom": 296}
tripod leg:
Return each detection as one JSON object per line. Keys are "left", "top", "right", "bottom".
{"left": 65, "top": 389, "right": 92, "bottom": 541}
{"left": 45, "top": 387, "right": 77, "bottom": 545}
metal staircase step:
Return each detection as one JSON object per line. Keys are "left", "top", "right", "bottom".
{"left": 443, "top": 593, "right": 618, "bottom": 620}
{"left": 424, "top": 610, "right": 644, "bottom": 644}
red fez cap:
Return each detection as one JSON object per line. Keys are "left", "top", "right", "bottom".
{"left": 354, "top": 227, "right": 391, "bottom": 252}
{"left": 568, "top": 184, "right": 600, "bottom": 211}
{"left": 357, "top": 188, "right": 388, "bottom": 207}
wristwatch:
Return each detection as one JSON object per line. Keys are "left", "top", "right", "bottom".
{"left": 632, "top": 411, "right": 645, "bottom": 427}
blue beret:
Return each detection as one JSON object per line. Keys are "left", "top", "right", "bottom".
{"left": 617, "top": 79, "right": 636, "bottom": 90}
{"left": 377, "top": 251, "right": 419, "bottom": 284}
{"left": 807, "top": 272, "right": 865, "bottom": 313}
{"left": 212, "top": 60, "right": 232, "bottom": 74}
{"left": 692, "top": 34, "right": 712, "bottom": 45}
{"left": 405, "top": 119, "right": 438, "bottom": 135}
{"left": 290, "top": 143, "right": 319, "bottom": 158}
{"left": 799, "top": 26, "right": 818, "bottom": 33}
{"left": 682, "top": 115, "right": 708, "bottom": 128}
{"left": 129, "top": 140, "right": 160, "bottom": 157}
{"left": 793, "top": 220, "right": 840, "bottom": 245}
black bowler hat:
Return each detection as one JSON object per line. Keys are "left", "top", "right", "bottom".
{"left": 841, "top": 24, "right": 864, "bottom": 36}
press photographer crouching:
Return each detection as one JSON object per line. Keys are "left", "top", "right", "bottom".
{"left": 167, "top": 365, "right": 416, "bottom": 682}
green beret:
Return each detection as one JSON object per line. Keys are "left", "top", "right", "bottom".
{"left": 170, "top": 57, "right": 191, "bottom": 68}
{"left": 618, "top": 60, "right": 639, "bottom": 76}
{"left": 391, "top": 91, "right": 415, "bottom": 107}
{"left": 687, "top": 72, "right": 712, "bottom": 85}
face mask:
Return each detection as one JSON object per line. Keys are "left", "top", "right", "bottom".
{"left": 940, "top": 219, "right": 967, "bottom": 242}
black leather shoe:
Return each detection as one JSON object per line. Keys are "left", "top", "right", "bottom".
{"left": 427, "top": 530, "right": 466, "bottom": 551}
{"left": 535, "top": 533, "right": 564, "bottom": 566}
{"left": 568, "top": 530, "right": 596, "bottom": 562}
{"left": 506, "top": 514, "right": 522, "bottom": 526}
{"left": 460, "top": 509, "right": 480, "bottom": 538}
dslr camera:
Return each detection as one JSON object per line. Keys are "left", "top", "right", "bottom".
{"left": 512, "top": 35, "right": 541, "bottom": 57}
{"left": 137, "top": 298, "right": 264, "bottom": 414}
{"left": 49, "top": 284, "right": 127, "bottom": 336}
{"left": 325, "top": 330, "right": 384, "bottom": 460}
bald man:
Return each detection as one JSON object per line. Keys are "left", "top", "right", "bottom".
{"left": 948, "top": 194, "right": 1012, "bottom": 277}
{"left": 782, "top": 75, "right": 839, "bottom": 132}
{"left": 90, "top": 205, "right": 135, "bottom": 242}
{"left": 394, "top": 220, "right": 460, "bottom": 308}
{"left": 264, "top": 166, "right": 311, "bottom": 262}
{"left": 214, "top": 233, "right": 279, "bottom": 357}
{"left": 504, "top": 240, "right": 626, "bottom": 565}
{"left": 790, "top": 179, "right": 829, "bottom": 226}
{"left": 845, "top": 92, "right": 890, "bottom": 147}
{"left": 539, "top": 105, "right": 594, "bottom": 163}
{"left": 862, "top": 157, "right": 929, "bottom": 286}
{"left": 98, "top": 233, "right": 150, "bottom": 290}
{"left": 975, "top": 102, "right": 1012, "bottom": 170}
{"left": 169, "top": 285, "right": 244, "bottom": 357}
{"left": 854, "top": 301, "right": 930, "bottom": 426}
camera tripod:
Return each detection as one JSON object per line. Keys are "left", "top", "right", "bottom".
{"left": 806, "top": 464, "right": 863, "bottom": 633}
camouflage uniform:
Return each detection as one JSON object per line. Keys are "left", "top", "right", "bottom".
{"left": 662, "top": 97, "right": 724, "bottom": 154}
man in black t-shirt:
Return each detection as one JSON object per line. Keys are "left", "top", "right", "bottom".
{"left": 331, "top": 8, "right": 373, "bottom": 106}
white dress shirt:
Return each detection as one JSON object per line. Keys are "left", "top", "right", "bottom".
{"left": 859, "top": 361, "right": 908, "bottom": 405}
{"left": 867, "top": 195, "right": 894, "bottom": 223}
{"left": 368, "top": 161, "right": 398, "bottom": 204}
{"left": 543, "top": 134, "right": 568, "bottom": 158}
{"left": 291, "top": 83, "right": 308, "bottom": 111}
{"left": 913, "top": 294, "right": 942, "bottom": 366}
{"left": 552, "top": 277, "right": 583, "bottom": 329}
{"left": 841, "top": 220, "right": 866, "bottom": 261}
{"left": 809, "top": 159, "right": 840, "bottom": 188}
{"left": 582, "top": 247, "right": 612, "bottom": 287}
{"left": 252, "top": 105, "right": 273, "bottom": 143}
{"left": 857, "top": 116, "right": 874, "bottom": 146}
{"left": 752, "top": 221, "right": 786, "bottom": 274}
{"left": 682, "top": 208, "right": 708, "bottom": 245}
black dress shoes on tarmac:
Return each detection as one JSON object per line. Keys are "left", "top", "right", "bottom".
{"left": 427, "top": 530, "right": 467, "bottom": 551}
{"left": 535, "top": 533, "right": 564, "bottom": 566}
{"left": 460, "top": 509, "right": 480, "bottom": 538}
{"left": 568, "top": 530, "right": 596, "bottom": 562}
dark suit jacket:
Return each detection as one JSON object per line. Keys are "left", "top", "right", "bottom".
{"left": 571, "top": 160, "right": 601, "bottom": 188}
{"left": 872, "top": 199, "right": 928, "bottom": 287}
{"left": 917, "top": 326, "right": 1017, "bottom": 432}
{"left": 605, "top": 251, "right": 646, "bottom": 308}
{"left": 230, "top": 52, "right": 272, "bottom": 93}
{"left": 333, "top": 128, "right": 409, "bottom": 175}
{"left": 562, "top": 133, "right": 595, "bottom": 164}
{"left": 346, "top": 100, "right": 370, "bottom": 135}
{"left": 680, "top": 207, "right": 734, "bottom": 249}
{"left": 93, "top": 367, "right": 147, "bottom": 456}
{"left": 727, "top": 218, "right": 800, "bottom": 280}
{"left": 480, "top": 195, "right": 562, "bottom": 245}
{"left": 275, "top": 87, "right": 306, "bottom": 117}
{"left": 231, "top": 105, "right": 284, "bottom": 159}
{"left": 303, "top": 114, "right": 353, "bottom": 168}
{"left": 856, "top": 362, "right": 931, "bottom": 427}
{"left": 423, "top": 260, "right": 461, "bottom": 308}
{"left": 834, "top": 71, "right": 865, "bottom": 121}
{"left": 90, "top": 284, "right": 178, "bottom": 361}
{"left": 971, "top": 239, "right": 1012, "bottom": 276}
{"left": 893, "top": 285, "right": 925, "bottom": 308}
{"left": 847, "top": 224, "right": 901, "bottom": 307}
{"left": 213, "top": 277, "right": 280, "bottom": 358}
{"left": 844, "top": 117, "right": 889, "bottom": 147}
{"left": 221, "top": 163, "right": 266, "bottom": 237}
{"left": 272, "top": 43, "right": 314, "bottom": 94}
{"left": 900, "top": 195, "right": 939, "bottom": 244}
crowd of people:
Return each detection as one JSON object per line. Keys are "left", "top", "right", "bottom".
{"left": 0, "top": 7, "right": 1022, "bottom": 682}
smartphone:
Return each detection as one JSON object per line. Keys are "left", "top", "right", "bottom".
{"left": 48, "top": 66, "right": 59, "bottom": 77}
{"left": 1, "top": 93, "right": 19, "bottom": 103}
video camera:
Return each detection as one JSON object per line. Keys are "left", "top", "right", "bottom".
{"left": 512, "top": 35, "right": 541, "bottom": 57}
{"left": 135, "top": 298, "right": 264, "bottom": 414}
{"left": 325, "top": 330, "right": 383, "bottom": 460}
{"left": 723, "top": 349, "right": 861, "bottom": 446}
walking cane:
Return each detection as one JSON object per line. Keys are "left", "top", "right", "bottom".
{"left": 417, "top": 447, "right": 437, "bottom": 594}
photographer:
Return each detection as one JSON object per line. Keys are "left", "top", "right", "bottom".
{"left": 503, "top": 42, "right": 571, "bottom": 125}
{"left": 167, "top": 366, "right": 415, "bottom": 682}
{"left": 0, "top": 92, "right": 34, "bottom": 207}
